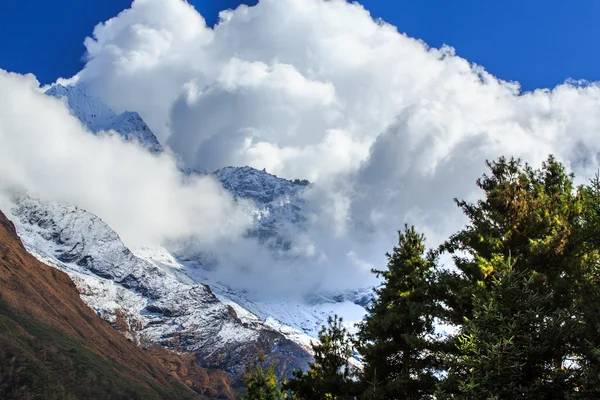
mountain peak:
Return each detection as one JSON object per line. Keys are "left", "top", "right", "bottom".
{"left": 46, "top": 84, "right": 163, "bottom": 154}
{"left": 214, "top": 165, "right": 309, "bottom": 204}
{"left": 46, "top": 84, "right": 116, "bottom": 131}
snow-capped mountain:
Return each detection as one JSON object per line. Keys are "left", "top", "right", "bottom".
{"left": 215, "top": 166, "right": 309, "bottom": 204}
{"left": 214, "top": 166, "right": 309, "bottom": 249}
{"left": 17, "top": 83, "right": 373, "bottom": 377}
{"left": 46, "top": 84, "right": 163, "bottom": 154}
{"left": 8, "top": 195, "right": 312, "bottom": 377}
{"left": 205, "top": 166, "right": 371, "bottom": 335}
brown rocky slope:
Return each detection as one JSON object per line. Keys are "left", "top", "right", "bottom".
{"left": 0, "top": 210, "right": 233, "bottom": 399}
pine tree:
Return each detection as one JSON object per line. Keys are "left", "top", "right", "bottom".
{"left": 283, "top": 155, "right": 600, "bottom": 399}
{"left": 572, "top": 172, "right": 600, "bottom": 398}
{"left": 356, "top": 225, "right": 443, "bottom": 400}
{"left": 242, "top": 351, "right": 284, "bottom": 400}
{"left": 438, "top": 257, "right": 579, "bottom": 399}
{"left": 440, "top": 156, "right": 582, "bottom": 316}
{"left": 437, "top": 155, "right": 586, "bottom": 397}
{"left": 284, "top": 315, "right": 357, "bottom": 400}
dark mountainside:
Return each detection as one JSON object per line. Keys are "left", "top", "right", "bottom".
{"left": 0, "top": 210, "right": 234, "bottom": 399}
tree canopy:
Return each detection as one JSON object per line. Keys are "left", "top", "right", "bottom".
{"left": 244, "top": 155, "right": 600, "bottom": 400}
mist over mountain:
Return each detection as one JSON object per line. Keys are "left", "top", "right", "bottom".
{"left": 0, "top": 81, "right": 369, "bottom": 382}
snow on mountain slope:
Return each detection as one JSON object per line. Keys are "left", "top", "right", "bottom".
{"left": 133, "top": 242, "right": 371, "bottom": 341}
{"left": 172, "top": 166, "right": 373, "bottom": 337}
{"left": 25, "top": 86, "right": 374, "bottom": 374}
{"left": 6, "top": 195, "right": 312, "bottom": 377}
{"left": 215, "top": 166, "right": 309, "bottom": 204}
{"left": 212, "top": 166, "right": 310, "bottom": 254}
{"left": 46, "top": 84, "right": 163, "bottom": 154}
{"left": 195, "top": 275, "right": 369, "bottom": 338}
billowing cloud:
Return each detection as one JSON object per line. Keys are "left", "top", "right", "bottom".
{"left": 10, "top": 0, "right": 600, "bottom": 294}
{"left": 0, "top": 71, "right": 251, "bottom": 248}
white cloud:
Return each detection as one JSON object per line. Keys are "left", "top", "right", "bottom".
{"left": 0, "top": 70, "right": 251, "bottom": 248}
{"left": 8, "top": 0, "right": 600, "bottom": 294}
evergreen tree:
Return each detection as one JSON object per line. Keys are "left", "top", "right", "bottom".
{"left": 242, "top": 352, "right": 284, "bottom": 400}
{"left": 438, "top": 156, "right": 586, "bottom": 397}
{"left": 284, "top": 315, "right": 357, "bottom": 400}
{"left": 280, "top": 155, "right": 600, "bottom": 399}
{"left": 572, "top": 172, "right": 600, "bottom": 398}
{"left": 356, "top": 225, "right": 443, "bottom": 400}
{"left": 438, "top": 257, "right": 579, "bottom": 399}
{"left": 440, "top": 156, "right": 582, "bottom": 321}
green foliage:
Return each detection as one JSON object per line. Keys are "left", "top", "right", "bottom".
{"left": 284, "top": 315, "right": 356, "bottom": 399}
{"left": 246, "top": 155, "right": 600, "bottom": 400}
{"left": 437, "top": 155, "right": 594, "bottom": 398}
{"left": 242, "top": 352, "right": 284, "bottom": 400}
{"left": 439, "top": 156, "right": 582, "bottom": 321}
{"left": 572, "top": 171, "right": 600, "bottom": 398}
{"left": 438, "top": 258, "right": 580, "bottom": 399}
{"left": 356, "top": 225, "right": 444, "bottom": 400}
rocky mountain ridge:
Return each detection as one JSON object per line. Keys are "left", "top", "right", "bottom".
{"left": 46, "top": 84, "right": 163, "bottom": 154}
{"left": 8, "top": 195, "right": 313, "bottom": 378}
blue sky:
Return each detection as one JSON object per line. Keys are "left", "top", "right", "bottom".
{"left": 1, "top": 0, "right": 599, "bottom": 90}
